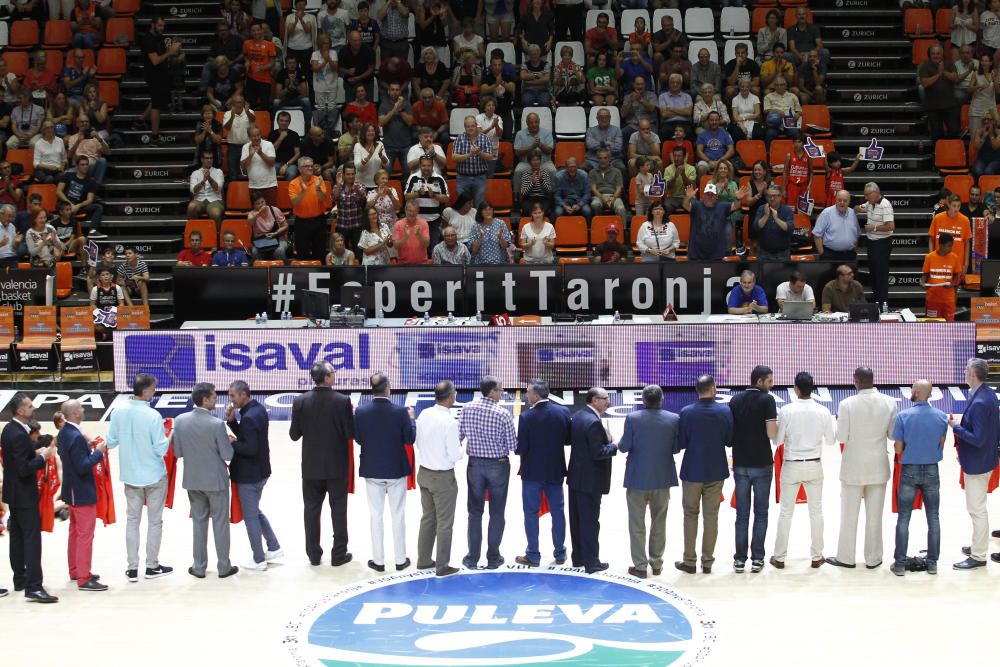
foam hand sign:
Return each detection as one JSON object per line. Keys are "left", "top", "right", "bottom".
{"left": 797, "top": 191, "right": 815, "bottom": 215}
{"left": 861, "top": 138, "right": 884, "bottom": 161}
{"left": 782, "top": 108, "right": 800, "bottom": 129}
{"left": 85, "top": 240, "right": 99, "bottom": 267}
{"left": 646, "top": 173, "right": 666, "bottom": 199}
{"left": 93, "top": 307, "right": 118, "bottom": 328}
{"left": 803, "top": 137, "right": 825, "bottom": 159}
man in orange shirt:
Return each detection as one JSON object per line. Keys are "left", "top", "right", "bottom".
{"left": 928, "top": 194, "right": 971, "bottom": 274}
{"left": 242, "top": 22, "right": 277, "bottom": 110}
{"left": 922, "top": 233, "right": 962, "bottom": 321}
{"left": 288, "top": 157, "right": 331, "bottom": 261}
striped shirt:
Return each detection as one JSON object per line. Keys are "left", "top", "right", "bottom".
{"left": 861, "top": 196, "right": 894, "bottom": 241}
{"left": 458, "top": 395, "right": 517, "bottom": 458}
{"left": 116, "top": 259, "right": 149, "bottom": 285}
{"left": 404, "top": 172, "right": 448, "bottom": 223}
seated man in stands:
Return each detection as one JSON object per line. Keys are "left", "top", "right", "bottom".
{"left": 727, "top": 270, "right": 769, "bottom": 315}
{"left": 212, "top": 230, "right": 250, "bottom": 267}
{"left": 32, "top": 121, "right": 67, "bottom": 185}
{"left": 58, "top": 155, "right": 105, "bottom": 239}
{"left": 50, "top": 200, "right": 89, "bottom": 272}
{"left": 658, "top": 74, "right": 693, "bottom": 141}
{"left": 694, "top": 112, "right": 735, "bottom": 177}
{"left": 627, "top": 119, "right": 662, "bottom": 178}
{"left": 7, "top": 90, "right": 44, "bottom": 150}
{"left": 724, "top": 42, "right": 760, "bottom": 102}
{"left": 821, "top": 264, "right": 865, "bottom": 313}
{"left": 187, "top": 150, "right": 226, "bottom": 226}
{"left": 763, "top": 77, "right": 802, "bottom": 143}
{"left": 584, "top": 108, "right": 625, "bottom": 174}
{"left": 922, "top": 233, "right": 962, "bottom": 321}
{"left": 176, "top": 230, "right": 213, "bottom": 267}
{"left": 431, "top": 225, "right": 471, "bottom": 265}
{"left": 776, "top": 271, "right": 816, "bottom": 309}
{"left": 961, "top": 185, "right": 987, "bottom": 219}
{"left": 66, "top": 117, "right": 110, "bottom": 185}
{"left": 786, "top": 7, "right": 830, "bottom": 70}
{"left": 589, "top": 149, "right": 627, "bottom": 220}
{"left": 593, "top": 223, "right": 630, "bottom": 263}
{"left": 87, "top": 245, "right": 117, "bottom": 294}
{"left": 553, "top": 157, "right": 592, "bottom": 220}
{"left": 407, "top": 126, "right": 447, "bottom": 177}
{"left": 117, "top": 246, "right": 151, "bottom": 306}
{"left": 663, "top": 146, "right": 697, "bottom": 211}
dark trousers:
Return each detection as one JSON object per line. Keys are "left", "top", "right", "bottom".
{"left": 465, "top": 457, "right": 510, "bottom": 567}
{"left": 245, "top": 78, "right": 272, "bottom": 111}
{"left": 79, "top": 203, "right": 103, "bottom": 231}
{"left": 302, "top": 476, "right": 349, "bottom": 564}
{"left": 568, "top": 488, "right": 602, "bottom": 569}
{"left": 927, "top": 105, "right": 961, "bottom": 140}
{"left": 339, "top": 226, "right": 363, "bottom": 253}
{"left": 820, "top": 249, "right": 857, "bottom": 262}
{"left": 9, "top": 506, "right": 43, "bottom": 592}
{"left": 554, "top": 4, "right": 584, "bottom": 41}
{"left": 295, "top": 215, "right": 328, "bottom": 261}
{"left": 867, "top": 236, "right": 892, "bottom": 305}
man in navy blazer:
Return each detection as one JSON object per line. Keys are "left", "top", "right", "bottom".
{"left": 1, "top": 393, "right": 58, "bottom": 602}
{"left": 950, "top": 358, "right": 1000, "bottom": 569}
{"left": 57, "top": 399, "right": 109, "bottom": 592}
{"left": 618, "top": 384, "right": 679, "bottom": 579}
{"left": 354, "top": 372, "right": 416, "bottom": 573}
{"left": 515, "top": 379, "right": 572, "bottom": 567}
{"left": 567, "top": 387, "right": 618, "bottom": 574}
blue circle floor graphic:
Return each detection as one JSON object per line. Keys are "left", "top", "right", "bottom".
{"left": 285, "top": 568, "right": 717, "bottom": 667}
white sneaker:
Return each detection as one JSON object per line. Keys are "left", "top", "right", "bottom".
{"left": 243, "top": 559, "right": 267, "bottom": 571}
{"left": 264, "top": 548, "right": 284, "bottom": 562}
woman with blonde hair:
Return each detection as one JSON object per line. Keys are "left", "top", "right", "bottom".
{"left": 367, "top": 169, "right": 401, "bottom": 227}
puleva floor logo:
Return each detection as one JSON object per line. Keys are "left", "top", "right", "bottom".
{"left": 286, "top": 568, "right": 717, "bottom": 667}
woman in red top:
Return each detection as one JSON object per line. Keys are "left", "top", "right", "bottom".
{"left": 343, "top": 83, "right": 378, "bottom": 127}
{"left": 782, "top": 137, "right": 812, "bottom": 211}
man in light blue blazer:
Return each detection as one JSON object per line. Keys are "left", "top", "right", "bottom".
{"left": 619, "top": 384, "right": 680, "bottom": 579}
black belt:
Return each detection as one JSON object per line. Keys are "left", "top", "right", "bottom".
{"left": 785, "top": 457, "right": 820, "bottom": 462}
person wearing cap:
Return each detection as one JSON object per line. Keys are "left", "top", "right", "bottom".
{"left": 727, "top": 270, "right": 769, "bottom": 315}
{"left": 594, "top": 224, "right": 630, "bottom": 263}
{"left": 683, "top": 181, "right": 749, "bottom": 261}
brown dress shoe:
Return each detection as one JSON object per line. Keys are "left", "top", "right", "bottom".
{"left": 769, "top": 556, "right": 785, "bottom": 570}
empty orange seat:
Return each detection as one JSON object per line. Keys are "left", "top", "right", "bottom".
{"left": 485, "top": 179, "right": 513, "bottom": 214}
{"left": 554, "top": 142, "right": 585, "bottom": 168}
{"left": 104, "top": 17, "right": 135, "bottom": 46}
{"left": 944, "top": 174, "right": 974, "bottom": 201}
{"left": 9, "top": 20, "right": 40, "bottom": 50}
{"left": 935, "top": 139, "right": 968, "bottom": 173}
{"left": 554, "top": 216, "right": 589, "bottom": 254}
{"left": 225, "top": 181, "right": 252, "bottom": 213}
{"left": 43, "top": 20, "right": 72, "bottom": 48}
{"left": 116, "top": 305, "right": 151, "bottom": 330}
{"left": 904, "top": 8, "right": 933, "bottom": 37}
{"left": 96, "top": 48, "right": 127, "bottom": 79}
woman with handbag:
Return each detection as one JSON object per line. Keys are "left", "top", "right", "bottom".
{"left": 247, "top": 191, "right": 289, "bottom": 260}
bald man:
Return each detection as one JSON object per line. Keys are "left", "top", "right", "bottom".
{"left": 56, "top": 399, "right": 109, "bottom": 591}
{"left": 889, "top": 380, "right": 948, "bottom": 576}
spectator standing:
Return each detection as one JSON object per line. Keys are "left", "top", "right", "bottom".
{"left": 928, "top": 194, "right": 971, "bottom": 274}
{"left": 812, "top": 190, "right": 860, "bottom": 261}
{"left": 378, "top": 83, "right": 414, "bottom": 179}
{"left": 954, "top": 45, "right": 978, "bottom": 105}
{"left": 750, "top": 186, "right": 794, "bottom": 261}
{"left": 171, "top": 384, "right": 238, "bottom": 580}
{"left": 922, "top": 233, "right": 962, "bottom": 321}
{"left": 106, "top": 374, "right": 173, "bottom": 583}
{"left": 683, "top": 182, "right": 748, "bottom": 260}
{"left": 414, "top": 380, "right": 463, "bottom": 577}
{"left": 289, "top": 157, "right": 332, "bottom": 260}
{"left": 188, "top": 151, "right": 226, "bottom": 226}
{"left": 514, "top": 379, "right": 571, "bottom": 567}
{"left": 0, "top": 207, "right": 20, "bottom": 269}
{"left": 453, "top": 116, "right": 496, "bottom": 206}
{"left": 339, "top": 31, "right": 377, "bottom": 102}
{"left": 243, "top": 23, "right": 278, "bottom": 110}
{"left": 918, "top": 43, "right": 960, "bottom": 140}
{"left": 138, "top": 17, "right": 179, "bottom": 144}
{"left": 367, "top": 170, "right": 401, "bottom": 228}
{"left": 481, "top": 51, "right": 518, "bottom": 140}
{"left": 407, "top": 127, "right": 447, "bottom": 176}
{"left": 240, "top": 126, "right": 279, "bottom": 206}
{"left": 223, "top": 95, "right": 255, "bottom": 179}
{"left": 331, "top": 164, "right": 368, "bottom": 250}
{"left": 466, "top": 202, "right": 513, "bottom": 264}
{"left": 270, "top": 111, "right": 302, "bottom": 180}
{"left": 393, "top": 201, "right": 431, "bottom": 264}
{"left": 619, "top": 384, "right": 679, "bottom": 578}
{"left": 320, "top": 0, "right": 350, "bottom": 50}
{"left": 285, "top": 0, "right": 318, "bottom": 71}
{"left": 404, "top": 156, "right": 449, "bottom": 248}
{"left": 311, "top": 36, "right": 340, "bottom": 135}
{"left": 855, "top": 181, "right": 895, "bottom": 309}
{"left": 67, "top": 117, "right": 109, "bottom": 185}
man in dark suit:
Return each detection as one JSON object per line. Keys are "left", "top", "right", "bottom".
{"left": 57, "top": 399, "right": 109, "bottom": 591}
{"left": 227, "top": 380, "right": 283, "bottom": 571}
{"left": 289, "top": 361, "right": 355, "bottom": 566}
{"left": 567, "top": 387, "right": 618, "bottom": 574}
{"left": 1, "top": 392, "right": 58, "bottom": 602}
{"left": 515, "top": 378, "right": 572, "bottom": 567}
{"left": 354, "top": 372, "right": 415, "bottom": 573}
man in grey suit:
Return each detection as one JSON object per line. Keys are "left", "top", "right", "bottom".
{"left": 618, "top": 384, "right": 680, "bottom": 579}
{"left": 173, "top": 383, "right": 239, "bottom": 579}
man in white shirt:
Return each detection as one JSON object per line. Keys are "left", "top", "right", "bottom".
{"left": 855, "top": 181, "right": 894, "bottom": 311}
{"left": 775, "top": 271, "right": 815, "bottom": 308}
{"left": 827, "top": 367, "right": 896, "bottom": 569}
{"left": 772, "top": 371, "right": 835, "bottom": 569}
{"left": 32, "top": 121, "right": 66, "bottom": 184}
{"left": 187, "top": 150, "right": 226, "bottom": 224}
{"left": 223, "top": 95, "right": 255, "bottom": 179}
{"left": 414, "top": 380, "right": 464, "bottom": 577}
{"left": 406, "top": 127, "right": 447, "bottom": 177}
{"left": 240, "top": 126, "right": 278, "bottom": 206}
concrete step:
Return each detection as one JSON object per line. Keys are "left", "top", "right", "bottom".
{"left": 833, "top": 120, "right": 929, "bottom": 139}
{"left": 103, "top": 217, "right": 188, "bottom": 230}
{"left": 834, "top": 87, "right": 915, "bottom": 104}
{"left": 830, "top": 54, "right": 910, "bottom": 72}
{"left": 826, "top": 70, "right": 917, "bottom": 83}
{"left": 822, "top": 24, "right": 903, "bottom": 40}
{"left": 102, "top": 198, "right": 190, "bottom": 217}
{"left": 110, "top": 162, "right": 192, "bottom": 179}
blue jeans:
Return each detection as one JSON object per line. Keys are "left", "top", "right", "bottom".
{"left": 457, "top": 174, "right": 488, "bottom": 208}
{"left": 893, "top": 463, "right": 941, "bottom": 566}
{"left": 466, "top": 457, "right": 510, "bottom": 566}
{"left": 237, "top": 478, "right": 281, "bottom": 564}
{"left": 734, "top": 465, "right": 773, "bottom": 562}
{"left": 555, "top": 203, "right": 593, "bottom": 219}
{"left": 973, "top": 159, "right": 1000, "bottom": 179}
{"left": 73, "top": 32, "right": 100, "bottom": 50}
{"left": 522, "top": 89, "right": 552, "bottom": 107}
{"left": 766, "top": 111, "right": 800, "bottom": 143}
{"left": 521, "top": 480, "right": 566, "bottom": 563}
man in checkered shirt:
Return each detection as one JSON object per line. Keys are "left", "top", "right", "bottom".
{"left": 452, "top": 116, "right": 496, "bottom": 208}
{"left": 331, "top": 164, "right": 368, "bottom": 250}
{"left": 458, "top": 375, "right": 517, "bottom": 570}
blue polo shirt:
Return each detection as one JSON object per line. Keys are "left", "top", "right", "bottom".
{"left": 727, "top": 284, "right": 768, "bottom": 309}
{"left": 892, "top": 401, "right": 948, "bottom": 465}
{"left": 677, "top": 398, "right": 732, "bottom": 483}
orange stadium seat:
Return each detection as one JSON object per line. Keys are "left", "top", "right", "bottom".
{"left": 8, "top": 20, "right": 40, "bottom": 50}
{"left": 554, "top": 216, "right": 589, "bottom": 254}
{"left": 225, "top": 181, "right": 252, "bottom": 214}
{"left": 935, "top": 139, "right": 968, "bottom": 173}
{"left": 944, "top": 174, "right": 973, "bottom": 201}
{"left": 736, "top": 140, "right": 766, "bottom": 173}
{"left": 590, "top": 215, "right": 622, "bottom": 245}
{"left": 27, "top": 184, "right": 57, "bottom": 211}
{"left": 554, "top": 142, "right": 585, "bottom": 168}
{"left": 220, "top": 219, "right": 253, "bottom": 249}
{"left": 184, "top": 219, "right": 218, "bottom": 248}
{"left": 4, "top": 51, "right": 29, "bottom": 77}
{"left": 96, "top": 48, "right": 127, "bottom": 79}
{"left": 112, "top": 0, "right": 140, "bottom": 16}
{"left": 978, "top": 175, "right": 1000, "bottom": 192}
{"left": 495, "top": 141, "right": 514, "bottom": 176}
{"left": 904, "top": 8, "right": 933, "bottom": 37}
{"left": 912, "top": 38, "right": 940, "bottom": 65}
{"left": 104, "top": 17, "right": 135, "bottom": 46}
{"left": 783, "top": 8, "right": 811, "bottom": 28}
{"left": 55, "top": 262, "right": 73, "bottom": 299}
{"left": 486, "top": 179, "right": 513, "bottom": 215}
{"left": 98, "top": 80, "right": 120, "bottom": 109}
{"left": 43, "top": 20, "right": 72, "bottom": 48}
{"left": 43, "top": 49, "right": 64, "bottom": 76}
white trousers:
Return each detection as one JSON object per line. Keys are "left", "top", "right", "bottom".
{"left": 836, "top": 482, "right": 887, "bottom": 567}
{"left": 964, "top": 471, "right": 991, "bottom": 561}
{"left": 772, "top": 460, "right": 824, "bottom": 562}
{"left": 366, "top": 477, "right": 408, "bottom": 566}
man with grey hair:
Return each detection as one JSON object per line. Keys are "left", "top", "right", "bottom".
{"left": 812, "top": 189, "right": 860, "bottom": 261}
{"left": 431, "top": 225, "right": 472, "bottom": 265}
{"left": 855, "top": 181, "right": 894, "bottom": 310}
{"left": 515, "top": 379, "right": 572, "bottom": 567}
{"left": 951, "top": 358, "right": 1000, "bottom": 569}
{"left": 619, "top": 384, "right": 679, "bottom": 578}
{"left": 828, "top": 367, "right": 896, "bottom": 570}
{"left": 584, "top": 108, "right": 625, "bottom": 172}
{"left": 750, "top": 186, "right": 794, "bottom": 261}
{"left": 415, "top": 380, "right": 463, "bottom": 577}
{"left": 676, "top": 375, "right": 732, "bottom": 574}
{"left": 513, "top": 111, "right": 556, "bottom": 196}
{"left": 0, "top": 203, "right": 21, "bottom": 268}
{"left": 172, "top": 383, "right": 238, "bottom": 579}
{"left": 727, "top": 270, "right": 769, "bottom": 314}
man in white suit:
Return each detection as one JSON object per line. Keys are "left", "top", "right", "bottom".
{"left": 827, "top": 367, "right": 897, "bottom": 569}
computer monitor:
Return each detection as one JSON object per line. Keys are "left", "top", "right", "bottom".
{"left": 849, "top": 302, "right": 881, "bottom": 323}
{"left": 341, "top": 286, "right": 375, "bottom": 311}
{"left": 300, "top": 289, "right": 330, "bottom": 320}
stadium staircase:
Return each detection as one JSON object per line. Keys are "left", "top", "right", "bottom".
{"left": 56, "top": 0, "right": 960, "bottom": 324}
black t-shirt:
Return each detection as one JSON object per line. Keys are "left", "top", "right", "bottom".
{"left": 337, "top": 44, "right": 376, "bottom": 82}
{"left": 728, "top": 388, "right": 777, "bottom": 468}
{"left": 961, "top": 203, "right": 986, "bottom": 219}
{"left": 300, "top": 138, "right": 335, "bottom": 166}
{"left": 196, "top": 118, "right": 224, "bottom": 155}
{"left": 50, "top": 217, "right": 76, "bottom": 243}
{"left": 414, "top": 62, "right": 449, "bottom": 94}
{"left": 725, "top": 58, "right": 760, "bottom": 81}
{"left": 208, "top": 69, "right": 240, "bottom": 103}
{"left": 269, "top": 128, "right": 301, "bottom": 164}
{"left": 61, "top": 172, "right": 97, "bottom": 205}
{"left": 141, "top": 30, "right": 169, "bottom": 79}
{"left": 208, "top": 34, "right": 243, "bottom": 62}
{"left": 276, "top": 69, "right": 309, "bottom": 100}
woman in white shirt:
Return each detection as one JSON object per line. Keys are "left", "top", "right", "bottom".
{"left": 285, "top": 0, "right": 318, "bottom": 69}
{"left": 519, "top": 202, "right": 556, "bottom": 264}
{"left": 352, "top": 122, "right": 388, "bottom": 188}
{"left": 730, "top": 79, "right": 762, "bottom": 141}
{"left": 636, "top": 201, "right": 680, "bottom": 261}
{"left": 357, "top": 205, "right": 394, "bottom": 265}
{"left": 366, "top": 169, "right": 401, "bottom": 227}
{"left": 969, "top": 54, "right": 1000, "bottom": 136}
{"left": 32, "top": 121, "right": 66, "bottom": 184}
{"left": 476, "top": 96, "right": 503, "bottom": 176}
{"left": 952, "top": 0, "right": 979, "bottom": 48}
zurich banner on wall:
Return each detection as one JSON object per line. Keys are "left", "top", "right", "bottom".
{"left": 113, "top": 322, "right": 975, "bottom": 392}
